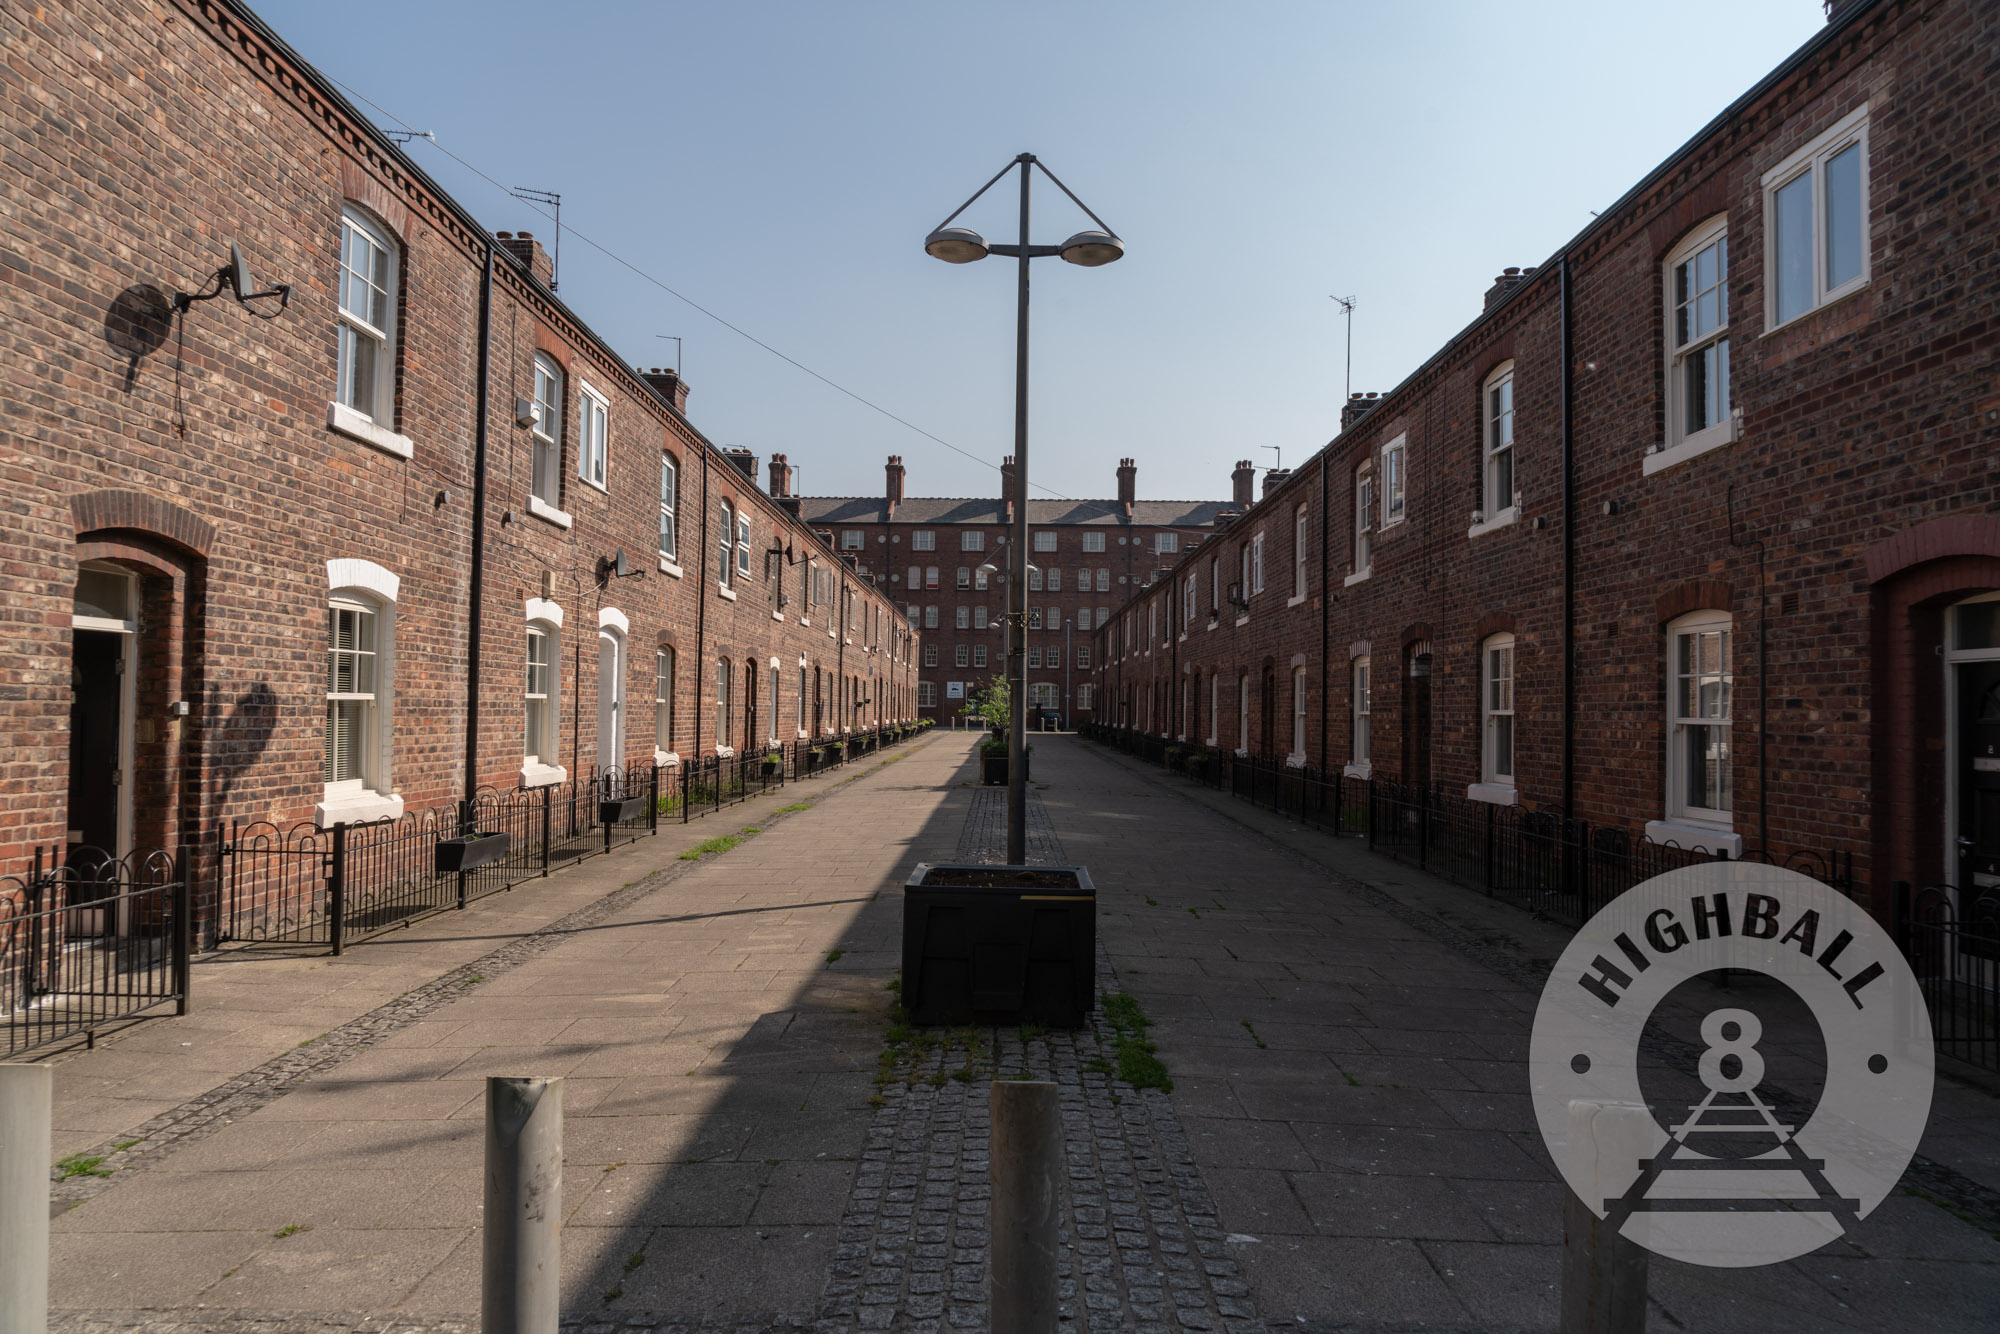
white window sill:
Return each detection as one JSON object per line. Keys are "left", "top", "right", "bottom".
{"left": 1467, "top": 782, "right": 1517, "bottom": 806}
{"left": 772, "top": 610, "right": 785, "bottom": 621}
{"left": 578, "top": 475, "right": 608, "bottom": 495}
{"left": 654, "top": 750, "right": 680, "bottom": 768}
{"left": 1288, "top": 592, "right": 1309, "bottom": 607}
{"left": 797, "top": 729, "right": 810, "bottom": 740}
{"left": 715, "top": 746, "right": 736, "bottom": 758}
{"left": 519, "top": 762, "right": 567, "bottom": 790}
{"left": 1382, "top": 514, "right": 1406, "bottom": 530}
{"left": 1643, "top": 418, "right": 1739, "bottom": 477}
{"left": 315, "top": 788, "right": 404, "bottom": 827}
{"left": 1645, "top": 819, "right": 1742, "bottom": 858}
{"left": 1343, "top": 763, "right": 1372, "bottom": 780}
{"left": 800, "top": 619, "right": 811, "bottom": 628}
{"left": 717, "top": 585, "right": 737, "bottom": 601}
{"left": 1234, "top": 748, "right": 1250, "bottom": 759}
{"left": 1467, "top": 507, "right": 1519, "bottom": 540}
{"left": 657, "top": 556, "right": 683, "bottom": 578}
{"left": 527, "top": 495, "right": 573, "bottom": 530}
{"left": 327, "top": 402, "right": 412, "bottom": 460}
{"left": 1285, "top": 753, "right": 1306, "bottom": 769}
{"left": 1341, "top": 569, "right": 1371, "bottom": 589}
{"left": 1235, "top": 615, "right": 1250, "bottom": 628}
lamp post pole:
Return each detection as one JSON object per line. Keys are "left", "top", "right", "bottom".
{"left": 925, "top": 153, "right": 1122, "bottom": 865}
{"left": 1065, "top": 617, "right": 1072, "bottom": 728}
{"left": 1007, "top": 161, "right": 1032, "bottom": 864}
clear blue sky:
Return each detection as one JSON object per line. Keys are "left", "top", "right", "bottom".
{"left": 260, "top": 0, "right": 1826, "bottom": 505}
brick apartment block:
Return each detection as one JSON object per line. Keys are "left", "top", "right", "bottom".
{"left": 1091, "top": 0, "right": 2000, "bottom": 922}
{"left": 800, "top": 455, "right": 1232, "bottom": 723}
{"left": 0, "top": 0, "right": 917, "bottom": 886}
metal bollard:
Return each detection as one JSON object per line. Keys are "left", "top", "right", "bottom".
{"left": 990, "top": 1079, "right": 1062, "bottom": 1334}
{"left": 484, "top": 1076, "right": 564, "bottom": 1334}
{"left": 0, "top": 1063, "right": 53, "bottom": 1334}
{"left": 1560, "top": 1101, "right": 1649, "bottom": 1334}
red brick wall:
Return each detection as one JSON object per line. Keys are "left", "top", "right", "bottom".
{"left": 1093, "top": 0, "right": 2000, "bottom": 916}
{"left": 0, "top": 0, "right": 914, "bottom": 883}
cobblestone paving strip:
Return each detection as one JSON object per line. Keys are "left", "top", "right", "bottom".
{"left": 818, "top": 788, "right": 1263, "bottom": 1334}
{"left": 51, "top": 1312, "right": 822, "bottom": 1334}
{"left": 47, "top": 749, "right": 926, "bottom": 1210}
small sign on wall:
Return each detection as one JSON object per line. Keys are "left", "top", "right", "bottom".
{"left": 945, "top": 681, "right": 965, "bottom": 699}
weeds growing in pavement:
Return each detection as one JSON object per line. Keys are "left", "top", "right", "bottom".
{"left": 680, "top": 824, "right": 761, "bottom": 860}
{"left": 775, "top": 803, "right": 811, "bottom": 813}
{"left": 56, "top": 1153, "right": 111, "bottom": 1180}
{"left": 1241, "top": 1019, "right": 1268, "bottom": 1049}
{"left": 1101, "top": 992, "right": 1172, "bottom": 1092}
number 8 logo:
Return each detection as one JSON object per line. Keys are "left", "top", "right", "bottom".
{"left": 1697, "top": 1007, "right": 1765, "bottom": 1094}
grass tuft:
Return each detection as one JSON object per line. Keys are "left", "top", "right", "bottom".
{"left": 680, "top": 834, "right": 743, "bottom": 860}
{"left": 1241, "top": 1019, "right": 1268, "bottom": 1050}
{"left": 1100, "top": 992, "right": 1173, "bottom": 1093}
{"left": 56, "top": 1153, "right": 111, "bottom": 1180}
{"left": 826, "top": 949, "right": 844, "bottom": 964}
{"left": 775, "top": 803, "right": 811, "bottom": 814}
{"left": 273, "top": 1223, "right": 310, "bottom": 1238}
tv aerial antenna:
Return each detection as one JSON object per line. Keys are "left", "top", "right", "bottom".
{"left": 509, "top": 187, "right": 562, "bottom": 291}
{"left": 1329, "top": 294, "right": 1356, "bottom": 406}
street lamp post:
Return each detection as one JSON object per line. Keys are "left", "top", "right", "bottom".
{"left": 927, "top": 153, "right": 1122, "bottom": 864}
{"left": 1064, "top": 617, "right": 1072, "bottom": 729}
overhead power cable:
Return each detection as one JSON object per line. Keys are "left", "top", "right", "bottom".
{"left": 320, "top": 72, "right": 1168, "bottom": 524}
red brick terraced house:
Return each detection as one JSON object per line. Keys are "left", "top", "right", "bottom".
{"left": 800, "top": 456, "right": 1234, "bottom": 725}
{"left": 1090, "top": 0, "right": 1999, "bottom": 927}
{"left": 0, "top": 0, "right": 917, "bottom": 906}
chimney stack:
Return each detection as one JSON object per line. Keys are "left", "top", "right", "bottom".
{"left": 1116, "top": 458, "right": 1137, "bottom": 514}
{"left": 1484, "top": 265, "right": 1534, "bottom": 312}
{"left": 722, "top": 447, "right": 758, "bottom": 484}
{"left": 886, "top": 455, "right": 906, "bottom": 509}
{"left": 494, "top": 231, "right": 554, "bottom": 288}
{"left": 1341, "top": 392, "right": 1383, "bottom": 433}
{"left": 1262, "top": 468, "right": 1292, "bottom": 499}
{"left": 768, "top": 453, "right": 793, "bottom": 498}
{"left": 1232, "top": 460, "right": 1256, "bottom": 508}
{"left": 642, "top": 367, "right": 692, "bottom": 414}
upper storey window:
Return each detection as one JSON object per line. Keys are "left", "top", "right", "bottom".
{"left": 1482, "top": 364, "right": 1515, "bottom": 523}
{"left": 337, "top": 209, "right": 398, "bottom": 427}
{"left": 577, "top": 382, "right": 608, "bottom": 490}
{"left": 1765, "top": 106, "right": 1869, "bottom": 330}
{"left": 531, "top": 355, "right": 564, "bottom": 506}
{"left": 1670, "top": 221, "right": 1731, "bottom": 443}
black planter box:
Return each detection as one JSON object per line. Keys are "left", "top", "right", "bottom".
{"left": 979, "top": 749, "right": 1030, "bottom": 785}
{"left": 599, "top": 795, "right": 648, "bottom": 825}
{"left": 902, "top": 862, "right": 1095, "bottom": 1028}
{"left": 435, "top": 830, "right": 511, "bottom": 874}
{"left": 761, "top": 759, "right": 781, "bottom": 777}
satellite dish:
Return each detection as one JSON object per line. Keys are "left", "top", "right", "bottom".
{"left": 228, "top": 241, "right": 258, "bottom": 303}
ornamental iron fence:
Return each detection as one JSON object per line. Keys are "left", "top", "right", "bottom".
{"left": 218, "top": 724, "right": 929, "bottom": 955}
{"left": 1081, "top": 724, "right": 1853, "bottom": 931}
{"left": 0, "top": 846, "right": 191, "bottom": 1057}
{"left": 1897, "top": 883, "right": 1999, "bottom": 1075}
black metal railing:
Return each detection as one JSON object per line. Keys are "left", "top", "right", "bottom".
{"left": 1, "top": 846, "right": 190, "bottom": 1057}
{"left": 1898, "top": 883, "right": 1999, "bottom": 1075}
{"left": 219, "top": 722, "right": 934, "bottom": 955}
{"left": 1082, "top": 723, "right": 1853, "bottom": 930}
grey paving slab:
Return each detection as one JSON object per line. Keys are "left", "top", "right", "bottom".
{"left": 1061, "top": 735, "right": 2000, "bottom": 1333}
{"left": 49, "top": 736, "right": 960, "bottom": 1328}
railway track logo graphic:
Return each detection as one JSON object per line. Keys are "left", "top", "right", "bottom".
{"left": 1529, "top": 862, "right": 1934, "bottom": 1267}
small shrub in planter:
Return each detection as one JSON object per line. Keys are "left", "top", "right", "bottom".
{"left": 761, "top": 752, "right": 782, "bottom": 776}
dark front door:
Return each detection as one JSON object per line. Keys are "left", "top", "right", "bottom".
{"left": 1260, "top": 668, "right": 1275, "bottom": 759}
{"left": 1957, "top": 660, "right": 2000, "bottom": 901}
{"left": 1407, "top": 652, "right": 1433, "bottom": 788}
{"left": 67, "top": 630, "right": 123, "bottom": 861}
